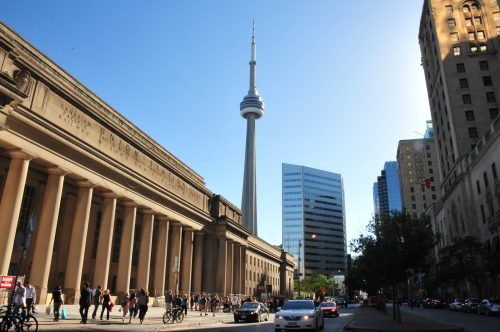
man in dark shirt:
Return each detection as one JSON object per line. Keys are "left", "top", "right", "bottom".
{"left": 79, "top": 282, "right": 92, "bottom": 324}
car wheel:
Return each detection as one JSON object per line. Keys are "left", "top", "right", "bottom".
{"left": 275, "top": 329, "right": 281, "bottom": 332}
{"left": 234, "top": 318, "right": 239, "bottom": 323}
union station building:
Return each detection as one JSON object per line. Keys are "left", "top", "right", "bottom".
{"left": 0, "top": 21, "right": 294, "bottom": 304}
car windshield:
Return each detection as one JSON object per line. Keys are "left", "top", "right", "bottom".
{"left": 320, "top": 302, "right": 334, "bottom": 307}
{"left": 241, "top": 303, "right": 259, "bottom": 309}
{"left": 282, "top": 301, "right": 315, "bottom": 310}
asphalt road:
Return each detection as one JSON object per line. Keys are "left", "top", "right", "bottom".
{"left": 400, "top": 305, "right": 500, "bottom": 332}
{"left": 172, "top": 307, "right": 357, "bottom": 332}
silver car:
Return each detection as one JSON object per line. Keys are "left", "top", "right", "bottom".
{"left": 478, "top": 299, "right": 500, "bottom": 316}
{"left": 274, "top": 300, "right": 324, "bottom": 331}
{"left": 449, "top": 298, "right": 464, "bottom": 311}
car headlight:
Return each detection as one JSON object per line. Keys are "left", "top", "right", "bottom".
{"left": 277, "top": 316, "right": 283, "bottom": 319}
{"left": 303, "top": 315, "right": 309, "bottom": 320}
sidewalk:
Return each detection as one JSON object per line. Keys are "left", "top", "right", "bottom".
{"left": 35, "top": 304, "right": 236, "bottom": 331}
{"left": 344, "top": 306, "right": 464, "bottom": 332}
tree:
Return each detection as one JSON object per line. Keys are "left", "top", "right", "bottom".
{"left": 350, "top": 212, "right": 438, "bottom": 323}
{"left": 301, "top": 273, "right": 336, "bottom": 297}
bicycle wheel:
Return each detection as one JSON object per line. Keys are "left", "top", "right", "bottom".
{"left": 162, "top": 311, "right": 172, "bottom": 324}
{"left": 21, "top": 314, "right": 38, "bottom": 332}
{"left": 175, "top": 312, "right": 184, "bottom": 323}
{"left": 0, "top": 316, "right": 19, "bottom": 331}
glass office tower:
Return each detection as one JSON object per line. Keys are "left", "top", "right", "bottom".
{"left": 282, "top": 163, "right": 346, "bottom": 279}
{"left": 374, "top": 161, "right": 402, "bottom": 216}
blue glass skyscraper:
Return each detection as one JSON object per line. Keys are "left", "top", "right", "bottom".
{"left": 282, "top": 163, "right": 347, "bottom": 279}
{"left": 374, "top": 161, "right": 402, "bottom": 216}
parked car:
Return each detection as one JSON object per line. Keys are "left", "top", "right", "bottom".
{"left": 462, "top": 298, "right": 480, "bottom": 313}
{"left": 478, "top": 299, "right": 500, "bottom": 316}
{"left": 432, "top": 299, "right": 446, "bottom": 309}
{"left": 319, "top": 301, "right": 339, "bottom": 317}
{"left": 449, "top": 299, "right": 464, "bottom": 311}
{"left": 274, "top": 300, "right": 324, "bottom": 331}
{"left": 422, "top": 298, "right": 434, "bottom": 308}
{"left": 234, "top": 302, "right": 269, "bottom": 323}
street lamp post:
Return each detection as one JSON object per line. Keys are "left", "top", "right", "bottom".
{"left": 298, "top": 240, "right": 302, "bottom": 298}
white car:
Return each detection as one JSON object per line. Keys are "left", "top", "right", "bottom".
{"left": 274, "top": 300, "right": 324, "bottom": 331}
{"left": 449, "top": 298, "right": 464, "bottom": 311}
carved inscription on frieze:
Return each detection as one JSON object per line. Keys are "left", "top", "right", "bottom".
{"left": 36, "top": 90, "right": 203, "bottom": 208}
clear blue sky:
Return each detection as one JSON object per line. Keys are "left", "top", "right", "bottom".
{"left": 2, "top": 1, "right": 430, "bottom": 250}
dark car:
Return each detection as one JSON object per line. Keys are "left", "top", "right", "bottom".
{"left": 422, "top": 298, "right": 434, "bottom": 308}
{"left": 319, "top": 301, "right": 339, "bottom": 317}
{"left": 478, "top": 299, "right": 500, "bottom": 316}
{"left": 432, "top": 299, "right": 446, "bottom": 309}
{"left": 462, "top": 298, "right": 480, "bottom": 313}
{"left": 234, "top": 302, "right": 269, "bottom": 323}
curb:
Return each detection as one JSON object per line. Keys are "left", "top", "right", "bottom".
{"left": 344, "top": 326, "right": 464, "bottom": 332}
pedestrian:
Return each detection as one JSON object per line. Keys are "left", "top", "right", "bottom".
{"left": 24, "top": 281, "right": 36, "bottom": 314}
{"left": 91, "top": 285, "right": 102, "bottom": 319}
{"left": 137, "top": 288, "right": 149, "bottom": 324}
{"left": 165, "top": 290, "right": 173, "bottom": 312}
{"left": 194, "top": 293, "right": 199, "bottom": 311}
{"left": 100, "top": 289, "right": 111, "bottom": 320}
{"left": 210, "top": 294, "right": 219, "bottom": 317}
{"left": 13, "top": 281, "right": 26, "bottom": 313}
{"left": 181, "top": 294, "right": 188, "bottom": 315}
{"left": 190, "top": 294, "right": 194, "bottom": 311}
{"left": 199, "top": 293, "right": 207, "bottom": 316}
{"left": 79, "top": 282, "right": 92, "bottom": 324}
{"left": 120, "top": 292, "right": 129, "bottom": 322}
{"left": 128, "top": 291, "right": 138, "bottom": 324}
{"left": 48, "top": 285, "right": 64, "bottom": 322}
{"left": 231, "top": 294, "right": 238, "bottom": 312}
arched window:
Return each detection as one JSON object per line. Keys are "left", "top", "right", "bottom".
{"left": 461, "top": 1, "right": 487, "bottom": 53}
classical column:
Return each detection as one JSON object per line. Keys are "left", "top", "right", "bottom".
{"left": 191, "top": 232, "right": 204, "bottom": 293}
{"left": 180, "top": 229, "right": 193, "bottom": 295}
{"left": 202, "top": 234, "right": 216, "bottom": 293}
{"left": 167, "top": 225, "right": 182, "bottom": 294}
{"left": 233, "top": 244, "right": 241, "bottom": 295}
{"left": 153, "top": 219, "right": 169, "bottom": 296}
{"left": 63, "top": 180, "right": 93, "bottom": 304}
{"left": 240, "top": 246, "right": 247, "bottom": 295}
{"left": 29, "top": 166, "right": 66, "bottom": 304}
{"left": 0, "top": 150, "right": 31, "bottom": 275}
{"left": 136, "top": 210, "right": 154, "bottom": 291}
{"left": 215, "top": 236, "right": 227, "bottom": 295}
{"left": 92, "top": 192, "right": 117, "bottom": 290}
{"left": 116, "top": 202, "right": 137, "bottom": 294}
{"left": 226, "top": 240, "right": 234, "bottom": 295}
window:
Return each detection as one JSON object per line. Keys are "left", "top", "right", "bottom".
{"left": 480, "top": 205, "right": 486, "bottom": 223}
{"left": 479, "top": 60, "right": 489, "bottom": 70}
{"left": 446, "top": 5, "right": 453, "bottom": 14}
{"left": 484, "top": 171, "right": 489, "bottom": 187}
{"left": 456, "top": 63, "right": 465, "bottom": 72}
{"left": 432, "top": 194, "right": 437, "bottom": 200}
{"left": 412, "top": 204, "right": 417, "bottom": 209}
{"left": 450, "top": 32, "right": 459, "bottom": 41}
{"left": 486, "top": 92, "right": 496, "bottom": 102}
{"left": 426, "top": 145, "right": 430, "bottom": 150}
{"left": 468, "top": 32, "right": 476, "bottom": 41}
{"left": 453, "top": 46, "right": 461, "bottom": 56}
{"left": 460, "top": 78, "right": 469, "bottom": 88}
{"left": 494, "top": 12, "right": 500, "bottom": 21}
{"left": 465, "top": 110, "right": 475, "bottom": 121}
{"left": 448, "top": 18, "right": 456, "bottom": 27}
{"left": 471, "top": 45, "right": 478, "bottom": 53}
{"left": 483, "top": 76, "right": 493, "bottom": 86}
{"left": 428, "top": 160, "right": 432, "bottom": 166}
{"left": 463, "top": 5, "right": 471, "bottom": 13}
{"left": 477, "top": 180, "right": 481, "bottom": 194}
{"left": 409, "top": 170, "right": 413, "bottom": 175}
{"left": 471, "top": 3, "right": 478, "bottom": 11}
{"left": 465, "top": 18, "right": 473, "bottom": 26}
{"left": 468, "top": 127, "right": 478, "bottom": 138}
{"left": 477, "top": 31, "right": 485, "bottom": 39}
{"left": 474, "top": 16, "right": 482, "bottom": 24}
{"left": 462, "top": 94, "right": 472, "bottom": 104}
{"left": 492, "top": 162, "right": 498, "bottom": 180}
{"left": 480, "top": 45, "right": 487, "bottom": 52}
{"left": 411, "top": 195, "right": 416, "bottom": 201}
{"left": 410, "top": 187, "right": 414, "bottom": 193}
{"left": 489, "top": 108, "right": 498, "bottom": 119}
{"left": 497, "top": 26, "right": 500, "bottom": 35}
{"left": 407, "top": 162, "right": 412, "bottom": 167}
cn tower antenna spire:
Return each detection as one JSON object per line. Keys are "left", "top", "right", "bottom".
{"left": 240, "top": 22, "right": 265, "bottom": 235}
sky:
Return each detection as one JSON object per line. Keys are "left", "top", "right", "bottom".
{"left": 1, "top": 0, "right": 431, "bottom": 251}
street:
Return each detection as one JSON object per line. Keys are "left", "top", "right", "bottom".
{"left": 399, "top": 305, "right": 500, "bottom": 332}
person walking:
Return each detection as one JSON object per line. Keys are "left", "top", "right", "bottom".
{"left": 13, "top": 281, "right": 26, "bottom": 314}
{"left": 79, "top": 282, "right": 92, "bottom": 324}
{"left": 91, "top": 285, "right": 102, "bottom": 319}
{"left": 128, "top": 291, "right": 137, "bottom": 324}
{"left": 120, "top": 292, "right": 129, "bottom": 322}
{"left": 24, "top": 282, "right": 36, "bottom": 314}
{"left": 164, "top": 290, "right": 173, "bottom": 312}
{"left": 181, "top": 294, "right": 188, "bottom": 315}
{"left": 199, "top": 293, "right": 207, "bottom": 316}
{"left": 137, "top": 288, "right": 149, "bottom": 325}
{"left": 100, "top": 289, "right": 111, "bottom": 320}
{"left": 48, "top": 286, "right": 63, "bottom": 322}
{"left": 210, "top": 294, "right": 219, "bottom": 317}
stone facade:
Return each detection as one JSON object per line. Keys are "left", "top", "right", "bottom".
{"left": 0, "top": 22, "right": 294, "bottom": 304}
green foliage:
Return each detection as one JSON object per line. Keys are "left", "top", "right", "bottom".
{"left": 300, "top": 273, "right": 336, "bottom": 295}
{"left": 349, "top": 212, "right": 438, "bottom": 294}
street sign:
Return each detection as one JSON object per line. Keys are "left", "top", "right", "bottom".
{"left": 0, "top": 276, "right": 16, "bottom": 289}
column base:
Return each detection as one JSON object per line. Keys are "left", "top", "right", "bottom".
{"left": 35, "top": 286, "right": 49, "bottom": 304}
{"left": 62, "top": 287, "right": 79, "bottom": 304}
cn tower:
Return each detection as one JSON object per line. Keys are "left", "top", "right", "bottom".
{"left": 240, "top": 23, "right": 264, "bottom": 235}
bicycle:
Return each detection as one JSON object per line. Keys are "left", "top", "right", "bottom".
{"left": 162, "top": 306, "right": 184, "bottom": 324}
{"left": 0, "top": 305, "right": 38, "bottom": 332}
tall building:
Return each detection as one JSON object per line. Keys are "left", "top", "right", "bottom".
{"left": 397, "top": 122, "right": 441, "bottom": 217}
{"left": 282, "top": 164, "right": 347, "bottom": 279}
{"left": 419, "top": 0, "right": 500, "bottom": 188}
{"left": 374, "top": 162, "right": 402, "bottom": 216}
{"left": 240, "top": 23, "right": 265, "bottom": 235}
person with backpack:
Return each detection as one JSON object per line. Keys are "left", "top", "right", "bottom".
{"left": 137, "top": 288, "right": 149, "bottom": 324}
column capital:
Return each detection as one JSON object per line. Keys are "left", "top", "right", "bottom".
{"left": 101, "top": 191, "right": 118, "bottom": 199}
{"left": 7, "top": 148, "right": 33, "bottom": 160}
{"left": 139, "top": 208, "right": 155, "bottom": 215}
{"left": 194, "top": 231, "right": 205, "bottom": 238}
{"left": 121, "top": 200, "right": 137, "bottom": 208}
{"left": 156, "top": 215, "right": 170, "bottom": 222}
{"left": 75, "top": 179, "right": 94, "bottom": 188}
{"left": 45, "top": 166, "right": 69, "bottom": 175}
